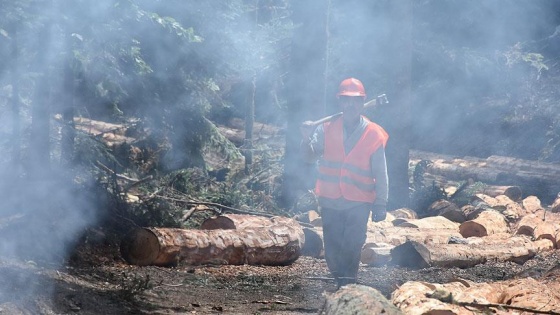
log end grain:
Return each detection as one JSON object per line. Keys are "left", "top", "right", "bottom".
{"left": 459, "top": 221, "right": 487, "bottom": 238}
{"left": 120, "top": 228, "right": 161, "bottom": 266}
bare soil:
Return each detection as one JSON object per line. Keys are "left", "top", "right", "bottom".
{"left": 1, "top": 236, "right": 559, "bottom": 315}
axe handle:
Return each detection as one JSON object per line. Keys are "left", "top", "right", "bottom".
{"left": 308, "top": 94, "right": 388, "bottom": 127}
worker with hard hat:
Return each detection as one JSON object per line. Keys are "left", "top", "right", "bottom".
{"left": 300, "top": 77, "right": 389, "bottom": 289}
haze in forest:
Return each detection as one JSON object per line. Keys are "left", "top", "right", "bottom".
{"left": 1, "top": 0, "right": 560, "bottom": 302}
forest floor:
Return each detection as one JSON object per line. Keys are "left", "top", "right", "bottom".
{"left": 1, "top": 237, "right": 559, "bottom": 315}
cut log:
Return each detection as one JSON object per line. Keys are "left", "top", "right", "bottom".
{"left": 388, "top": 208, "right": 417, "bottom": 219}
{"left": 514, "top": 211, "right": 546, "bottom": 236}
{"left": 482, "top": 185, "right": 522, "bottom": 201}
{"left": 366, "top": 226, "right": 462, "bottom": 247}
{"left": 393, "top": 215, "right": 460, "bottom": 230}
{"left": 426, "top": 200, "right": 466, "bottom": 223}
{"left": 200, "top": 214, "right": 296, "bottom": 230}
{"left": 120, "top": 225, "right": 304, "bottom": 266}
{"left": 323, "top": 284, "right": 403, "bottom": 315}
{"left": 391, "top": 281, "right": 490, "bottom": 315}
{"left": 459, "top": 210, "right": 509, "bottom": 237}
{"left": 550, "top": 194, "right": 560, "bottom": 213}
{"left": 301, "top": 227, "right": 323, "bottom": 258}
{"left": 521, "top": 195, "right": 544, "bottom": 214}
{"left": 360, "top": 244, "right": 393, "bottom": 266}
{"left": 533, "top": 221, "right": 559, "bottom": 247}
{"left": 392, "top": 277, "right": 560, "bottom": 315}
{"left": 410, "top": 149, "right": 560, "bottom": 203}
{"left": 390, "top": 236, "right": 553, "bottom": 268}
{"left": 471, "top": 194, "right": 524, "bottom": 221}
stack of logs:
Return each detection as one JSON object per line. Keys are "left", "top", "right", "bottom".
{"left": 306, "top": 190, "right": 560, "bottom": 314}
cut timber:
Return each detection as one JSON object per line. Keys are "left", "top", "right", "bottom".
{"left": 200, "top": 214, "right": 296, "bottom": 230}
{"left": 389, "top": 208, "right": 417, "bottom": 219}
{"left": 514, "top": 211, "right": 546, "bottom": 237}
{"left": 360, "top": 244, "right": 393, "bottom": 266}
{"left": 393, "top": 215, "right": 460, "bottom": 229}
{"left": 522, "top": 195, "right": 544, "bottom": 214}
{"left": 550, "top": 194, "right": 560, "bottom": 213}
{"left": 426, "top": 200, "right": 466, "bottom": 223}
{"left": 366, "top": 226, "right": 461, "bottom": 247}
{"left": 471, "top": 194, "right": 524, "bottom": 221}
{"left": 391, "top": 281, "right": 491, "bottom": 315}
{"left": 301, "top": 227, "right": 323, "bottom": 258}
{"left": 120, "top": 225, "right": 304, "bottom": 266}
{"left": 482, "top": 185, "right": 522, "bottom": 201}
{"left": 410, "top": 149, "right": 560, "bottom": 202}
{"left": 292, "top": 210, "right": 320, "bottom": 225}
{"left": 323, "top": 284, "right": 403, "bottom": 315}
{"left": 459, "top": 210, "right": 509, "bottom": 237}
{"left": 390, "top": 236, "right": 553, "bottom": 268}
{"left": 391, "top": 277, "right": 560, "bottom": 315}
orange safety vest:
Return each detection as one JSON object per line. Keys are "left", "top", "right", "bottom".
{"left": 315, "top": 116, "right": 388, "bottom": 203}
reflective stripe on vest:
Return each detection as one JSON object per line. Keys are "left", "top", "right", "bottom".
{"left": 315, "top": 116, "right": 388, "bottom": 203}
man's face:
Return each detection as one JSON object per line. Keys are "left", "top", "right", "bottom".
{"left": 338, "top": 96, "right": 364, "bottom": 118}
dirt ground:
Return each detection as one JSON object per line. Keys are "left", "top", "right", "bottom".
{"left": 1, "top": 237, "right": 559, "bottom": 315}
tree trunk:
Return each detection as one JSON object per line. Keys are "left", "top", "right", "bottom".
{"left": 301, "top": 227, "right": 324, "bottom": 258}
{"left": 411, "top": 150, "right": 560, "bottom": 203}
{"left": 459, "top": 210, "right": 509, "bottom": 237}
{"left": 365, "top": 226, "right": 462, "bottom": 247}
{"left": 360, "top": 244, "right": 393, "bottom": 266}
{"left": 426, "top": 200, "right": 466, "bottom": 222}
{"left": 322, "top": 284, "right": 403, "bottom": 315}
{"left": 390, "top": 237, "right": 553, "bottom": 268}
{"left": 9, "top": 23, "right": 21, "bottom": 166}
{"left": 394, "top": 215, "right": 460, "bottom": 230}
{"left": 121, "top": 225, "right": 304, "bottom": 266}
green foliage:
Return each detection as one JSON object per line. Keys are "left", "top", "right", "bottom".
{"left": 409, "top": 160, "right": 447, "bottom": 215}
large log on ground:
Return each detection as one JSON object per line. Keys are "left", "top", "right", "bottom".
{"left": 301, "top": 227, "right": 323, "bottom": 258}
{"left": 426, "top": 200, "right": 466, "bottom": 223}
{"left": 471, "top": 194, "right": 524, "bottom": 221}
{"left": 459, "top": 210, "right": 509, "bottom": 237}
{"left": 120, "top": 225, "right": 304, "bottom": 266}
{"left": 360, "top": 244, "right": 393, "bottom": 266}
{"left": 323, "top": 284, "right": 403, "bottom": 315}
{"left": 393, "top": 215, "right": 460, "bottom": 229}
{"left": 390, "top": 236, "right": 553, "bottom": 268}
{"left": 365, "top": 226, "right": 462, "bottom": 247}
{"left": 410, "top": 149, "right": 560, "bottom": 202}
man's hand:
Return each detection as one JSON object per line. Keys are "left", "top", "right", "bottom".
{"left": 300, "top": 121, "right": 316, "bottom": 140}
{"left": 371, "top": 205, "right": 387, "bottom": 222}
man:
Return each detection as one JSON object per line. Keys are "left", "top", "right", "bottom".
{"left": 300, "top": 77, "right": 389, "bottom": 289}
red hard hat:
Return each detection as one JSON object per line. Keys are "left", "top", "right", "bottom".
{"left": 337, "top": 78, "right": 366, "bottom": 98}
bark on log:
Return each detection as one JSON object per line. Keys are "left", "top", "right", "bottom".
{"left": 323, "top": 284, "right": 403, "bottom": 315}
{"left": 459, "top": 210, "right": 509, "bottom": 237}
{"left": 365, "top": 226, "right": 462, "bottom": 247}
{"left": 200, "top": 214, "right": 296, "bottom": 230}
{"left": 392, "top": 277, "right": 560, "bottom": 315}
{"left": 421, "top": 173, "right": 522, "bottom": 202}
{"left": 471, "top": 194, "right": 524, "bottom": 221}
{"left": 391, "top": 281, "right": 493, "bottom": 315}
{"left": 393, "top": 215, "right": 460, "bottom": 230}
{"left": 120, "top": 225, "right": 304, "bottom": 266}
{"left": 426, "top": 200, "right": 466, "bottom": 223}
{"left": 390, "top": 236, "right": 553, "bottom": 268}
{"left": 411, "top": 149, "right": 560, "bottom": 203}
{"left": 521, "top": 195, "right": 544, "bottom": 214}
